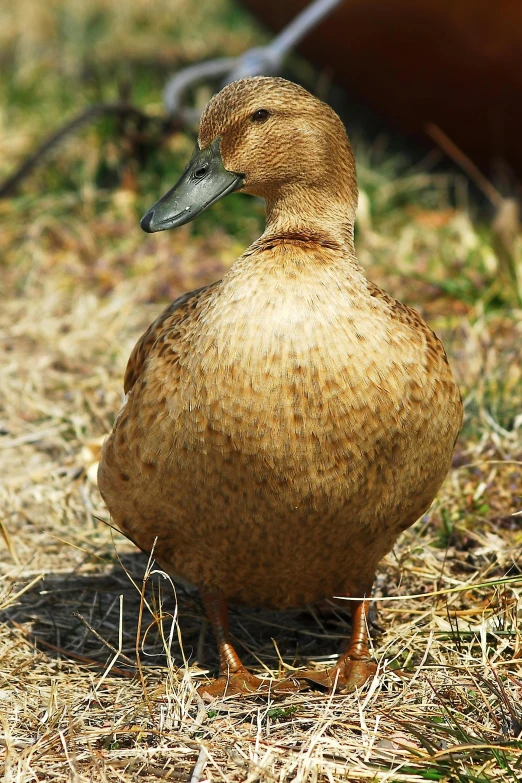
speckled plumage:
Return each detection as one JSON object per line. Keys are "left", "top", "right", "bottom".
{"left": 98, "top": 77, "right": 462, "bottom": 690}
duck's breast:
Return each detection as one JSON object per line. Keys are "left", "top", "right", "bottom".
{"left": 99, "top": 246, "right": 461, "bottom": 606}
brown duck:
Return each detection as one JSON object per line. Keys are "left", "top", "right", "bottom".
{"left": 98, "top": 77, "right": 463, "bottom": 696}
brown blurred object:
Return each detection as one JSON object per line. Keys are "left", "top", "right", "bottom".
{"left": 243, "top": 0, "right": 522, "bottom": 179}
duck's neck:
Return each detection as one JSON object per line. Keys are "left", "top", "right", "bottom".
{"left": 263, "top": 183, "right": 356, "bottom": 252}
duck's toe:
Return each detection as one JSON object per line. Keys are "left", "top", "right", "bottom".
{"left": 294, "top": 658, "right": 377, "bottom": 694}
{"left": 198, "top": 667, "right": 304, "bottom": 698}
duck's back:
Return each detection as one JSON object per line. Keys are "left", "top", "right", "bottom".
{"left": 98, "top": 240, "right": 462, "bottom": 608}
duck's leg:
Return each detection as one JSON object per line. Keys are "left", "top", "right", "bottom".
{"left": 198, "top": 588, "right": 301, "bottom": 697}
{"left": 297, "top": 588, "right": 377, "bottom": 693}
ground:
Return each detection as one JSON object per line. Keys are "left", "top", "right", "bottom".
{"left": 1, "top": 1, "right": 521, "bottom": 781}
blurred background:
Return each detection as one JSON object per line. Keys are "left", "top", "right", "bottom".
{"left": 246, "top": 0, "right": 522, "bottom": 185}
{"left": 1, "top": 0, "right": 521, "bottom": 298}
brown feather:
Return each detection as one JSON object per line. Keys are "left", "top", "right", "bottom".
{"left": 98, "top": 77, "right": 462, "bottom": 613}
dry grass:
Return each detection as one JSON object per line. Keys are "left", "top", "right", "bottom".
{"left": 1, "top": 1, "right": 522, "bottom": 781}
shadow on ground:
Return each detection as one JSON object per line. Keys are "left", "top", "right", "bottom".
{"left": 1, "top": 553, "right": 375, "bottom": 682}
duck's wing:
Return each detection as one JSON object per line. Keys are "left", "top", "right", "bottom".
{"left": 124, "top": 282, "right": 219, "bottom": 394}
{"left": 367, "top": 280, "right": 451, "bottom": 362}
{"left": 367, "top": 278, "right": 463, "bottom": 433}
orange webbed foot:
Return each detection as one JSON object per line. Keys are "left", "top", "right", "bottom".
{"left": 294, "top": 658, "right": 377, "bottom": 693}
{"left": 199, "top": 666, "right": 305, "bottom": 698}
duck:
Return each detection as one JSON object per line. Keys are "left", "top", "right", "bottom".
{"left": 98, "top": 76, "right": 463, "bottom": 696}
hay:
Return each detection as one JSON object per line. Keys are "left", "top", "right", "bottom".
{"left": 1, "top": 0, "right": 521, "bottom": 779}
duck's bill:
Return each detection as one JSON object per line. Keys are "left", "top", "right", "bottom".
{"left": 140, "top": 139, "right": 244, "bottom": 233}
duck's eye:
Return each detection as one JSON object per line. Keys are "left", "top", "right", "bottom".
{"left": 251, "top": 109, "right": 270, "bottom": 124}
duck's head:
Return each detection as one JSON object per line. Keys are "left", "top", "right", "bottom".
{"left": 141, "top": 76, "right": 357, "bottom": 235}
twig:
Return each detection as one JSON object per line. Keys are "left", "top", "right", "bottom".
{"left": 9, "top": 619, "right": 133, "bottom": 678}
{"left": 95, "top": 594, "right": 125, "bottom": 691}
{"left": 72, "top": 607, "right": 135, "bottom": 666}
{"left": 0, "top": 425, "right": 68, "bottom": 449}
{"left": 334, "top": 573, "right": 522, "bottom": 603}
{"left": 0, "top": 102, "right": 172, "bottom": 200}
{"left": 0, "top": 574, "right": 44, "bottom": 612}
{"left": 426, "top": 122, "right": 503, "bottom": 208}
{"left": 136, "top": 543, "right": 157, "bottom": 718}
{"left": 189, "top": 746, "right": 209, "bottom": 783}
